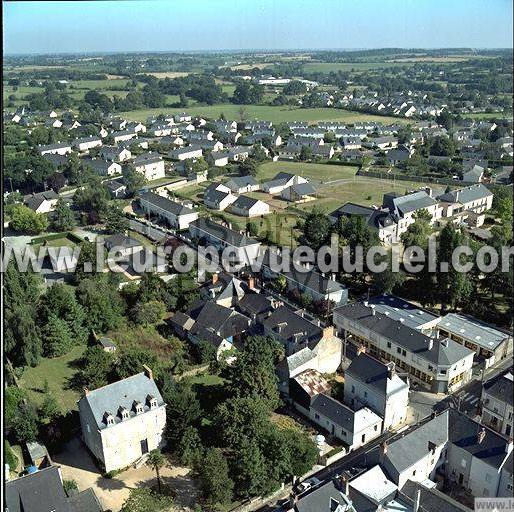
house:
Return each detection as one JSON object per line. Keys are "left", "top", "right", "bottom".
{"left": 364, "top": 136, "right": 398, "bottom": 150}
{"left": 133, "top": 153, "right": 166, "bottom": 181}
{"left": 462, "top": 164, "right": 485, "bottom": 183}
{"left": 401, "top": 480, "right": 474, "bottom": 512}
{"left": 38, "top": 142, "right": 72, "bottom": 156}
{"left": 100, "top": 146, "right": 132, "bottom": 162}
{"left": 195, "top": 139, "right": 224, "bottom": 152}
{"left": 437, "top": 184, "right": 493, "bottom": 217}
{"left": 179, "top": 299, "right": 251, "bottom": 360}
{"left": 261, "top": 249, "right": 348, "bottom": 305}
{"left": 127, "top": 121, "right": 146, "bottom": 133}
{"left": 310, "top": 393, "right": 382, "bottom": 450}
{"left": 481, "top": 372, "right": 513, "bottom": 437}
{"left": 98, "top": 336, "right": 117, "bottom": 353}
{"left": 333, "top": 302, "right": 475, "bottom": 393}
{"left": 62, "top": 119, "right": 81, "bottom": 131}
{"left": 78, "top": 369, "right": 166, "bottom": 473}
{"left": 199, "top": 272, "right": 247, "bottom": 307}
{"left": 230, "top": 195, "right": 270, "bottom": 217}
{"left": 5, "top": 466, "right": 103, "bottom": 512}
{"left": 105, "top": 180, "right": 127, "bottom": 199}
{"left": 227, "top": 146, "right": 250, "bottom": 162}
{"left": 174, "top": 112, "right": 192, "bottom": 123}
{"left": 112, "top": 130, "right": 137, "bottom": 143}
{"left": 328, "top": 203, "right": 399, "bottom": 245}
{"left": 168, "top": 146, "right": 203, "bottom": 161}
{"left": 286, "top": 479, "right": 358, "bottom": 512}
{"left": 149, "top": 123, "right": 173, "bottom": 137}
{"left": 262, "top": 172, "right": 308, "bottom": 195}
{"left": 188, "top": 218, "right": 261, "bottom": 267}
{"left": 110, "top": 118, "right": 128, "bottom": 130}
{"left": 386, "top": 145, "right": 412, "bottom": 164}
{"left": 435, "top": 313, "right": 512, "bottom": 364}
{"left": 138, "top": 191, "right": 198, "bottom": 230}
{"left": 311, "top": 145, "right": 335, "bottom": 159}
{"left": 82, "top": 157, "right": 122, "bottom": 177}
{"left": 225, "top": 175, "right": 260, "bottom": 194}
{"left": 289, "top": 369, "right": 332, "bottom": 416}
{"left": 203, "top": 183, "right": 237, "bottom": 211}
{"left": 263, "top": 305, "right": 338, "bottom": 356}
{"left": 104, "top": 233, "right": 143, "bottom": 258}
{"left": 45, "top": 118, "right": 63, "bottom": 128}
{"left": 24, "top": 190, "right": 59, "bottom": 213}
{"left": 207, "top": 151, "right": 229, "bottom": 167}
{"left": 281, "top": 182, "right": 316, "bottom": 202}
{"left": 343, "top": 352, "right": 409, "bottom": 432}
{"left": 73, "top": 135, "right": 102, "bottom": 152}
{"left": 237, "top": 291, "right": 276, "bottom": 324}
{"left": 341, "top": 136, "right": 362, "bottom": 150}
{"left": 42, "top": 153, "right": 70, "bottom": 169}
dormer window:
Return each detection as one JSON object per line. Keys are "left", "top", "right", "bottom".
{"left": 133, "top": 400, "right": 144, "bottom": 414}
{"left": 103, "top": 412, "right": 115, "bottom": 426}
{"left": 118, "top": 406, "right": 130, "bottom": 421}
{"left": 147, "top": 394, "right": 158, "bottom": 409}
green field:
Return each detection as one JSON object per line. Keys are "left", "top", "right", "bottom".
{"left": 256, "top": 161, "right": 359, "bottom": 183}
{"left": 122, "top": 104, "right": 408, "bottom": 125}
{"left": 18, "top": 345, "right": 86, "bottom": 413}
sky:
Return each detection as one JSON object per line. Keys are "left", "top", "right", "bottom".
{"left": 3, "top": 0, "right": 513, "bottom": 55}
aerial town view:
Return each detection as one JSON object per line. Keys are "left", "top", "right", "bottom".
{"left": 2, "top": 1, "right": 513, "bottom": 511}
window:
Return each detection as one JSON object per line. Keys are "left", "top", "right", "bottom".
{"left": 402, "top": 349, "right": 406, "bottom": 356}
{"left": 440, "top": 369, "right": 447, "bottom": 375}
{"left": 413, "top": 470, "right": 417, "bottom": 476}
{"left": 361, "top": 434, "right": 366, "bottom": 443}
{"left": 387, "top": 342, "right": 392, "bottom": 349}
{"left": 397, "top": 347, "right": 401, "bottom": 354}
{"left": 374, "top": 425, "right": 378, "bottom": 431}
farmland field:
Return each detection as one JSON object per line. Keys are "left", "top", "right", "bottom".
{"left": 122, "top": 104, "right": 408, "bottom": 125}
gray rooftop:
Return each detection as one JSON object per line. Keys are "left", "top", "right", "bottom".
{"left": 78, "top": 372, "right": 164, "bottom": 430}
{"left": 139, "top": 191, "right": 195, "bottom": 216}
{"left": 190, "top": 218, "right": 260, "bottom": 248}
{"left": 437, "top": 183, "right": 493, "bottom": 204}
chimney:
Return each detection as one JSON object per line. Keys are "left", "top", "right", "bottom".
{"left": 247, "top": 276, "right": 256, "bottom": 290}
{"left": 84, "top": 388, "right": 90, "bottom": 396}
{"left": 143, "top": 365, "right": 154, "bottom": 381}
{"left": 477, "top": 427, "right": 486, "bottom": 444}
{"left": 413, "top": 489, "right": 421, "bottom": 512}
{"left": 322, "top": 325, "right": 334, "bottom": 340}
{"left": 506, "top": 438, "right": 513, "bottom": 454}
{"left": 357, "top": 345, "right": 366, "bottom": 355}
{"left": 371, "top": 305, "right": 376, "bottom": 316}
{"left": 212, "top": 272, "right": 219, "bottom": 285}
{"left": 387, "top": 362, "right": 395, "bottom": 380}
{"left": 379, "top": 441, "right": 388, "bottom": 463}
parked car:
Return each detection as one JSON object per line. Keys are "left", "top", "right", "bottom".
{"left": 296, "top": 476, "right": 321, "bottom": 493}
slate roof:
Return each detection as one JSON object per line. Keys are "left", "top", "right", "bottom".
{"left": 437, "top": 184, "right": 492, "bottom": 204}
{"left": 169, "top": 146, "right": 202, "bottom": 156}
{"left": 225, "top": 176, "right": 259, "bottom": 190}
{"left": 139, "top": 191, "right": 195, "bottom": 216}
{"left": 329, "top": 203, "right": 396, "bottom": 230}
{"left": 231, "top": 195, "right": 262, "bottom": 211}
{"left": 104, "top": 234, "right": 142, "bottom": 250}
{"left": 385, "top": 410, "right": 449, "bottom": 473}
{"left": 238, "top": 292, "right": 274, "bottom": 317}
{"left": 437, "top": 313, "right": 511, "bottom": 351}
{"left": 5, "top": 466, "right": 71, "bottom": 512}
{"left": 67, "top": 488, "right": 103, "bottom": 512}
{"left": 105, "top": 180, "right": 126, "bottom": 193}
{"left": 483, "top": 372, "right": 514, "bottom": 405}
{"left": 289, "top": 182, "right": 316, "bottom": 196}
{"left": 133, "top": 153, "right": 163, "bottom": 166}
{"left": 204, "top": 187, "right": 233, "bottom": 206}
{"left": 38, "top": 142, "right": 71, "bottom": 152}
{"left": 263, "top": 305, "right": 322, "bottom": 346}
{"left": 401, "top": 480, "right": 471, "bottom": 512}
{"left": 282, "top": 347, "right": 318, "bottom": 374}
{"left": 82, "top": 157, "right": 117, "bottom": 174}
{"left": 367, "top": 294, "right": 438, "bottom": 330}
{"left": 448, "top": 408, "right": 511, "bottom": 469}
{"left": 345, "top": 352, "right": 408, "bottom": 397}
{"left": 190, "top": 218, "right": 260, "bottom": 248}
{"left": 42, "top": 153, "right": 69, "bottom": 168}
{"left": 187, "top": 300, "right": 250, "bottom": 339}
{"left": 349, "top": 465, "right": 398, "bottom": 506}
{"left": 25, "top": 190, "right": 59, "bottom": 211}
{"left": 78, "top": 372, "right": 164, "bottom": 430}
{"left": 73, "top": 135, "right": 101, "bottom": 145}
{"left": 389, "top": 191, "right": 437, "bottom": 215}
{"left": 294, "top": 480, "right": 354, "bottom": 512}
{"left": 334, "top": 302, "right": 474, "bottom": 366}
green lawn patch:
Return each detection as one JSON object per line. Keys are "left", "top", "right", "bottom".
{"left": 18, "top": 345, "right": 86, "bottom": 413}
{"left": 256, "top": 161, "right": 359, "bottom": 183}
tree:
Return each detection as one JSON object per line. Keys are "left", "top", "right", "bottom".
{"left": 198, "top": 448, "right": 234, "bottom": 506}
{"left": 73, "top": 346, "right": 114, "bottom": 390}
{"left": 120, "top": 488, "right": 173, "bottom": 512}
{"left": 238, "top": 159, "right": 258, "bottom": 177}
{"left": 233, "top": 439, "right": 270, "bottom": 497}
{"left": 104, "top": 204, "right": 129, "bottom": 234}
{"left": 400, "top": 209, "right": 433, "bottom": 248}
{"left": 147, "top": 449, "right": 166, "bottom": 494}
{"left": 9, "top": 204, "right": 48, "bottom": 234}
{"left": 12, "top": 402, "right": 40, "bottom": 444}
{"left": 51, "top": 198, "right": 76, "bottom": 231}
{"left": 43, "top": 314, "right": 74, "bottom": 357}
{"left": 299, "top": 145, "right": 312, "bottom": 161}
{"left": 222, "top": 336, "right": 281, "bottom": 409}
{"left": 76, "top": 275, "right": 124, "bottom": 332}
{"left": 195, "top": 339, "right": 218, "bottom": 364}
{"left": 178, "top": 426, "right": 203, "bottom": 467}
{"left": 246, "top": 221, "right": 258, "bottom": 237}
{"left": 5, "top": 387, "right": 27, "bottom": 428}
{"left": 122, "top": 165, "right": 147, "bottom": 198}
{"left": 115, "top": 347, "right": 160, "bottom": 380}
{"left": 251, "top": 144, "right": 268, "bottom": 162}
{"left": 73, "top": 176, "right": 110, "bottom": 223}
{"left": 39, "top": 393, "right": 60, "bottom": 421}
{"left": 298, "top": 206, "right": 331, "bottom": 251}
{"left": 131, "top": 300, "right": 166, "bottom": 327}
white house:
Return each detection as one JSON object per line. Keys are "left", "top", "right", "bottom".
{"left": 344, "top": 352, "right": 409, "bottom": 432}
{"left": 262, "top": 172, "right": 308, "bottom": 195}
{"left": 225, "top": 176, "right": 260, "bottom": 194}
{"left": 112, "top": 130, "right": 137, "bottom": 143}
{"left": 133, "top": 153, "right": 166, "bottom": 181}
{"left": 230, "top": 195, "right": 270, "bottom": 217}
{"left": 208, "top": 151, "right": 229, "bottom": 167}
{"left": 38, "top": 142, "right": 72, "bottom": 156}
{"left": 82, "top": 157, "right": 122, "bottom": 177}
{"left": 101, "top": 146, "right": 132, "bottom": 162}
{"left": 139, "top": 191, "right": 199, "bottom": 230}
{"left": 168, "top": 146, "right": 203, "bottom": 161}
{"left": 203, "top": 183, "right": 237, "bottom": 211}
{"left": 78, "top": 369, "right": 166, "bottom": 473}
{"left": 24, "top": 190, "right": 59, "bottom": 213}
{"left": 73, "top": 136, "right": 103, "bottom": 152}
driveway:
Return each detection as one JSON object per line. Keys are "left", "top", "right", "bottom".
{"left": 53, "top": 437, "right": 199, "bottom": 511}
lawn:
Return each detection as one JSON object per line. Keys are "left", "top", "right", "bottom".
{"left": 18, "top": 345, "right": 86, "bottom": 413}
{"left": 122, "top": 104, "right": 408, "bottom": 125}
{"left": 256, "top": 161, "right": 359, "bottom": 184}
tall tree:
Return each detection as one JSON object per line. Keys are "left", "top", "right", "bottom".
{"left": 198, "top": 448, "right": 234, "bottom": 506}
{"left": 147, "top": 449, "right": 166, "bottom": 494}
